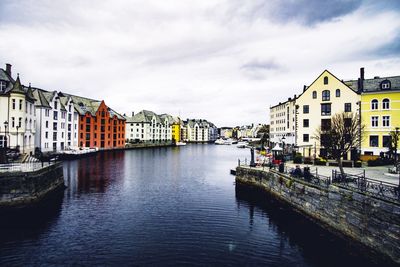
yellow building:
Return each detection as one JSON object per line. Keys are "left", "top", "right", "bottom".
{"left": 350, "top": 74, "right": 400, "bottom": 157}
{"left": 171, "top": 117, "right": 181, "bottom": 143}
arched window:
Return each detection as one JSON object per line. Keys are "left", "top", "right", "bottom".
{"left": 382, "top": 98, "right": 390, "bottom": 109}
{"left": 336, "top": 89, "right": 340, "bottom": 97}
{"left": 371, "top": 99, "right": 378, "bottom": 110}
{"left": 322, "top": 90, "right": 330, "bottom": 101}
{"left": 323, "top": 76, "right": 328, "bottom": 85}
{"left": 312, "top": 91, "right": 317, "bottom": 99}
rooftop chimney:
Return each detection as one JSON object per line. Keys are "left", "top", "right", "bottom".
{"left": 358, "top": 67, "right": 364, "bottom": 92}
{"left": 5, "top": 63, "right": 11, "bottom": 76}
{"left": 132, "top": 111, "right": 134, "bottom": 117}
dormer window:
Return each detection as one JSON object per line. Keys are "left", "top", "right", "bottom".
{"left": 381, "top": 80, "right": 391, "bottom": 90}
{"left": 0, "top": 80, "right": 7, "bottom": 92}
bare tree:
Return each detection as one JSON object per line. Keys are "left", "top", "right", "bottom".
{"left": 388, "top": 128, "right": 400, "bottom": 165}
{"left": 314, "top": 112, "right": 364, "bottom": 176}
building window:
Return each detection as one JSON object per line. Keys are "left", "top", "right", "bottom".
{"left": 303, "top": 119, "right": 309, "bottom": 128}
{"left": 312, "top": 91, "right": 317, "bottom": 99}
{"left": 303, "top": 105, "right": 309, "bottom": 114}
{"left": 383, "top": 136, "right": 391, "bottom": 148}
{"left": 45, "top": 109, "right": 50, "bottom": 117}
{"left": 382, "top": 98, "right": 390, "bottom": 109}
{"left": 371, "top": 116, "right": 378, "bottom": 127}
{"left": 371, "top": 99, "right": 378, "bottom": 110}
{"left": 54, "top": 102, "right": 58, "bottom": 109}
{"left": 322, "top": 90, "right": 330, "bottom": 101}
{"left": 12, "top": 99, "right": 15, "bottom": 110}
{"left": 45, "top": 132, "right": 48, "bottom": 138}
{"left": 0, "top": 80, "right": 7, "bottom": 92}
{"left": 369, "top": 135, "right": 378, "bottom": 147}
{"left": 335, "top": 89, "right": 340, "bottom": 97}
{"left": 323, "top": 76, "right": 328, "bottom": 85}
{"left": 19, "top": 99, "right": 23, "bottom": 110}
{"left": 381, "top": 80, "right": 391, "bottom": 90}
{"left": 382, "top": 116, "right": 390, "bottom": 127}
{"left": 303, "top": 134, "right": 309, "bottom": 142}
{"left": 0, "top": 135, "right": 8, "bottom": 148}
{"left": 344, "top": 103, "right": 351, "bottom": 112}
{"left": 321, "top": 103, "right": 331, "bottom": 116}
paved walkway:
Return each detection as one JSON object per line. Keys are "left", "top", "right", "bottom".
{"left": 284, "top": 161, "right": 399, "bottom": 185}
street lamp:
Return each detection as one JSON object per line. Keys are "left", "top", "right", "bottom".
{"left": 281, "top": 136, "right": 286, "bottom": 162}
{"left": 16, "top": 126, "right": 20, "bottom": 151}
{"left": 4, "top": 121, "right": 8, "bottom": 149}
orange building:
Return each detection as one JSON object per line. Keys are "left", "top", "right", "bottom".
{"left": 61, "top": 94, "right": 125, "bottom": 149}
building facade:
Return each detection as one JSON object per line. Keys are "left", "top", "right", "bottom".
{"left": 65, "top": 95, "right": 125, "bottom": 149}
{"left": 269, "top": 97, "right": 296, "bottom": 151}
{"left": 295, "top": 70, "right": 360, "bottom": 158}
{"left": 125, "top": 110, "right": 172, "bottom": 143}
{"left": 0, "top": 65, "right": 36, "bottom": 154}
{"left": 345, "top": 69, "right": 400, "bottom": 156}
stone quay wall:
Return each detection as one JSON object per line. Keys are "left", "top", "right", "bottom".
{"left": 236, "top": 166, "right": 400, "bottom": 264}
{"left": 0, "top": 162, "right": 65, "bottom": 208}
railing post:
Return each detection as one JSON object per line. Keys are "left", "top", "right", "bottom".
{"left": 238, "top": 159, "right": 240, "bottom": 166}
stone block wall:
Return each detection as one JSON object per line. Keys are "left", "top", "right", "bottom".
{"left": 236, "top": 166, "right": 400, "bottom": 264}
{"left": 0, "top": 162, "right": 65, "bottom": 208}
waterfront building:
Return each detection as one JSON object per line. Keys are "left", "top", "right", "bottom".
{"left": 125, "top": 110, "right": 173, "bottom": 143}
{"left": 269, "top": 96, "right": 296, "bottom": 152}
{"left": 0, "top": 65, "right": 36, "bottom": 154}
{"left": 345, "top": 69, "right": 400, "bottom": 157}
{"left": 63, "top": 93, "right": 126, "bottom": 149}
{"left": 219, "top": 127, "right": 233, "bottom": 139}
{"left": 295, "top": 70, "right": 360, "bottom": 158}
{"left": 184, "top": 119, "right": 217, "bottom": 143}
{"left": 171, "top": 116, "right": 181, "bottom": 143}
{"left": 32, "top": 89, "right": 79, "bottom": 152}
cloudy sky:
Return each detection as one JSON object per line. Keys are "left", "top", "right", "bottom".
{"left": 0, "top": 0, "right": 399, "bottom": 126}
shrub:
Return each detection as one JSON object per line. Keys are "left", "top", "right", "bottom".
{"left": 354, "top": 161, "right": 362, "bottom": 167}
{"left": 315, "top": 158, "right": 327, "bottom": 166}
{"left": 304, "top": 157, "right": 312, "bottom": 164}
{"left": 367, "top": 158, "right": 394, "bottom": 166}
{"left": 293, "top": 155, "right": 303, "bottom": 164}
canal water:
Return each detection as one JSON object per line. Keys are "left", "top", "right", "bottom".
{"left": 0, "top": 145, "right": 393, "bottom": 266}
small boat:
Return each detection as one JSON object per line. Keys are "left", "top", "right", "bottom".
{"left": 215, "top": 139, "right": 232, "bottom": 145}
{"left": 176, "top": 142, "right": 187, "bottom": 146}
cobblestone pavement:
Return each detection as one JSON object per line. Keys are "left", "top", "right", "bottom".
{"left": 284, "top": 161, "right": 399, "bottom": 185}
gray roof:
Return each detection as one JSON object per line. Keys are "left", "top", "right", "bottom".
{"left": 345, "top": 75, "right": 400, "bottom": 93}
{"left": 0, "top": 69, "right": 35, "bottom": 102}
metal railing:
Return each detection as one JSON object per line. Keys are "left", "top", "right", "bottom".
{"left": 0, "top": 161, "right": 56, "bottom": 173}
{"left": 332, "top": 170, "right": 399, "bottom": 202}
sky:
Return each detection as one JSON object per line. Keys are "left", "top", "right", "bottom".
{"left": 0, "top": 0, "right": 399, "bottom": 127}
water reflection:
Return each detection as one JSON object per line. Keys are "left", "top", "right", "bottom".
{"left": 235, "top": 183, "right": 396, "bottom": 267}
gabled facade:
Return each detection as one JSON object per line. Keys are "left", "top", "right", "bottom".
{"left": 32, "top": 89, "right": 79, "bottom": 152}
{"left": 295, "top": 70, "right": 360, "bottom": 158}
{"left": 0, "top": 64, "right": 36, "bottom": 154}
{"left": 184, "top": 119, "right": 217, "bottom": 143}
{"left": 64, "top": 94, "right": 126, "bottom": 149}
{"left": 125, "top": 110, "right": 172, "bottom": 143}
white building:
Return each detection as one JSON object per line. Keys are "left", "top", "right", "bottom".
{"left": 32, "top": 89, "right": 79, "bottom": 152}
{"left": 0, "top": 65, "right": 36, "bottom": 154}
{"left": 269, "top": 96, "right": 296, "bottom": 150}
{"left": 125, "top": 110, "right": 172, "bottom": 143}
{"left": 184, "top": 119, "right": 217, "bottom": 143}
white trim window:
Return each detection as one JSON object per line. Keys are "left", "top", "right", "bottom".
{"left": 382, "top": 98, "right": 390, "bottom": 110}
{"left": 382, "top": 116, "right": 390, "bottom": 127}
{"left": 371, "top": 99, "right": 378, "bottom": 110}
{"left": 371, "top": 116, "right": 378, "bottom": 127}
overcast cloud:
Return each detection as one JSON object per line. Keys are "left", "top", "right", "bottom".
{"left": 0, "top": 0, "right": 399, "bottom": 126}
